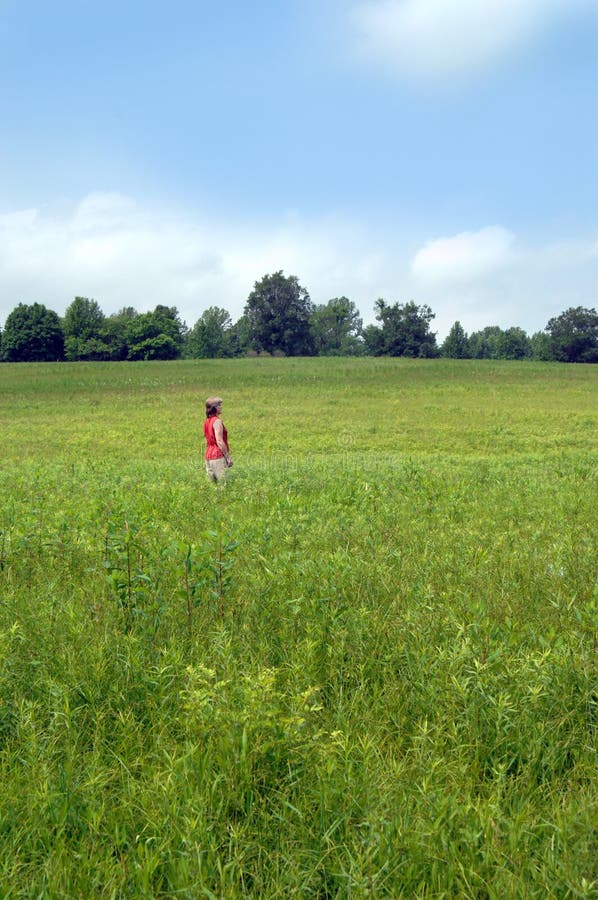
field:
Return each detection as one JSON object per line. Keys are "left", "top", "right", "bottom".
{"left": 0, "top": 357, "right": 596, "bottom": 897}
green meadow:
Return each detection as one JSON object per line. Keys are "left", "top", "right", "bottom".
{"left": 0, "top": 357, "right": 596, "bottom": 898}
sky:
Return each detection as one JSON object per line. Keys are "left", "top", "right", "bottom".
{"left": 1, "top": 0, "right": 597, "bottom": 340}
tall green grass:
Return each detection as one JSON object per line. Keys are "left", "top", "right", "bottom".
{"left": 0, "top": 358, "right": 596, "bottom": 896}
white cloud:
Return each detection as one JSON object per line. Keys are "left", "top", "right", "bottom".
{"left": 0, "top": 193, "right": 387, "bottom": 329}
{"left": 0, "top": 209, "right": 39, "bottom": 231}
{"left": 408, "top": 226, "right": 598, "bottom": 338}
{"left": 1, "top": 193, "right": 596, "bottom": 342}
{"left": 350, "top": 0, "right": 590, "bottom": 79}
{"left": 411, "top": 226, "right": 516, "bottom": 284}
{"left": 70, "top": 191, "right": 138, "bottom": 232}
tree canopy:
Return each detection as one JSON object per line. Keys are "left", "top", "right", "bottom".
{"left": 1, "top": 287, "right": 596, "bottom": 363}
{"left": 310, "top": 297, "right": 363, "bottom": 356}
{"left": 466, "top": 325, "right": 531, "bottom": 360}
{"left": 498, "top": 327, "right": 531, "bottom": 360}
{"left": 545, "top": 306, "right": 598, "bottom": 363}
{"left": 441, "top": 321, "right": 469, "bottom": 359}
{"left": 245, "top": 271, "right": 314, "bottom": 356}
{"left": 186, "top": 307, "right": 233, "bottom": 358}
{"left": 101, "top": 307, "right": 138, "bottom": 361}
{"left": 365, "top": 300, "right": 438, "bottom": 358}
{"left": 2, "top": 303, "right": 65, "bottom": 362}
{"left": 126, "top": 306, "right": 186, "bottom": 360}
{"left": 63, "top": 296, "right": 109, "bottom": 360}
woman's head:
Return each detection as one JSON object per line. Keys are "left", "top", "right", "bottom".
{"left": 205, "top": 396, "right": 223, "bottom": 417}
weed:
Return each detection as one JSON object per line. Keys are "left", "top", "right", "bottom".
{"left": 0, "top": 358, "right": 596, "bottom": 895}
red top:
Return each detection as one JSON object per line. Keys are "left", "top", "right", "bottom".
{"left": 204, "top": 416, "right": 229, "bottom": 460}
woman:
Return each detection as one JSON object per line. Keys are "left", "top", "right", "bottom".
{"left": 204, "top": 396, "right": 233, "bottom": 482}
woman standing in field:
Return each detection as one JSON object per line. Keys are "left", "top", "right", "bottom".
{"left": 204, "top": 396, "right": 233, "bottom": 482}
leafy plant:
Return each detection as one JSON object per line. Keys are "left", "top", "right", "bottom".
{"left": 170, "top": 531, "right": 238, "bottom": 635}
{"left": 0, "top": 358, "right": 596, "bottom": 896}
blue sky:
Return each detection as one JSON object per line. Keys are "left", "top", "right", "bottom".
{"left": 1, "top": 0, "right": 597, "bottom": 339}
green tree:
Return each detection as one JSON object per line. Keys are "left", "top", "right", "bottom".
{"left": 126, "top": 306, "right": 186, "bottom": 360}
{"left": 498, "top": 327, "right": 531, "bottom": 360}
{"left": 362, "top": 323, "right": 385, "bottom": 356}
{"left": 545, "top": 306, "right": 598, "bottom": 362}
{"left": 2, "top": 302, "right": 65, "bottom": 361}
{"left": 186, "top": 307, "right": 233, "bottom": 358}
{"left": 440, "top": 321, "right": 470, "bottom": 358}
{"left": 530, "top": 330, "right": 553, "bottom": 361}
{"left": 369, "top": 299, "right": 438, "bottom": 357}
{"left": 467, "top": 325, "right": 532, "bottom": 360}
{"left": 468, "top": 326, "right": 504, "bottom": 359}
{"left": 153, "top": 305, "right": 187, "bottom": 350}
{"left": 63, "top": 296, "right": 109, "bottom": 360}
{"left": 310, "top": 297, "right": 363, "bottom": 356}
{"left": 101, "top": 307, "right": 138, "bottom": 361}
{"left": 228, "top": 314, "right": 251, "bottom": 356}
{"left": 245, "top": 271, "right": 315, "bottom": 356}
{"left": 129, "top": 333, "right": 179, "bottom": 360}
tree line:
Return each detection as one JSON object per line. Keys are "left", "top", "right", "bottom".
{"left": 1, "top": 270, "right": 596, "bottom": 363}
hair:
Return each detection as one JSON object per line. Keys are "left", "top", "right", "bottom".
{"left": 205, "top": 396, "right": 223, "bottom": 417}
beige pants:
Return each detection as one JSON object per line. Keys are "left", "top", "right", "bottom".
{"left": 206, "top": 457, "right": 228, "bottom": 482}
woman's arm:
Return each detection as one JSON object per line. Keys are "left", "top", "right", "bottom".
{"left": 213, "top": 418, "right": 232, "bottom": 465}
